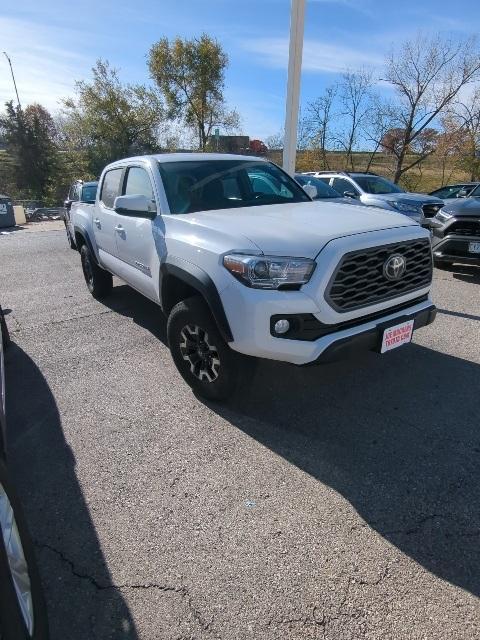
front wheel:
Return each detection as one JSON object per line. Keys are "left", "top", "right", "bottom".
{"left": 167, "top": 296, "right": 254, "bottom": 401}
{"left": 0, "top": 459, "right": 49, "bottom": 639}
{"left": 80, "top": 244, "right": 113, "bottom": 299}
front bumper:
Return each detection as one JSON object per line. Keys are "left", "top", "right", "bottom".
{"left": 432, "top": 235, "right": 480, "bottom": 264}
{"left": 303, "top": 303, "right": 436, "bottom": 365}
{"left": 223, "top": 275, "right": 435, "bottom": 365}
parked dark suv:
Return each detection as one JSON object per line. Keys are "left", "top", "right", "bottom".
{"left": 431, "top": 192, "right": 480, "bottom": 268}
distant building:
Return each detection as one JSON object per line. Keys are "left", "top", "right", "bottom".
{"left": 207, "top": 135, "right": 250, "bottom": 153}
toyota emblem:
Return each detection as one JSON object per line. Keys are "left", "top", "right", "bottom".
{"left": 383, "top": 254, "right": 407, "bottom": 281}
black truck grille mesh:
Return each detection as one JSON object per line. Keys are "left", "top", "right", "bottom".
{"left": 448, "top": 220, "right": 480, "bottom": 237}
{"left": 326, "top": 239, "right": 432, "bottom": 312}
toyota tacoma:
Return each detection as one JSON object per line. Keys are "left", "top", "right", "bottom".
{"left": 72, "top": 154, "right": 436, "bottom": 400}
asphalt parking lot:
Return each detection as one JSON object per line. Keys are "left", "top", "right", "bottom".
{"left": 1, "top": 224, "right": 479, "bottom": 639}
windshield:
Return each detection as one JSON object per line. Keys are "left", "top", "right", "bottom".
{"left": 354, "top": 176, "right": 404, "bottom": 195}
{"left": 81, "top": 184, "right": 98, "bottom": 203}
{"left": 159, "top": 160, "right": 310, "bottom": 214}
{"left": 295, "top": 175, "right": 342, "bottom": 199}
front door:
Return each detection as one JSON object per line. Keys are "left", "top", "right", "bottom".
{"left": 113, "top": 165, "right": 159, "bottom": 301}
{"left": 94, "top": 167, "right": 124, "bottom": 271}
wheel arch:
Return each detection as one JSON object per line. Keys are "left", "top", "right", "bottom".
{"left": 160, "top": 259, "right": 233, "bottom": 343}
{"left": 73, "top": 226, "right": 99, "bottom": 264}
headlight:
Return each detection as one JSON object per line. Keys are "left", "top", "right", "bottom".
{"left": 435, "top": 210, "right": 453, "bottom": 222}
{"left": 388, "top": 200, "right": 421, "bottom": 215}
{"left": 223, "top": 254, "right": 315, "bottom": 289}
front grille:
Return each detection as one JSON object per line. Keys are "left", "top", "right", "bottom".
{"left": 447, "top": 220, "right": 480, "bottom": 237}
{"left": 422, "top": 203, "right": 443, "bottom": 218}
{"left": 326, "top": 239, "right": 432, "bottom": 312}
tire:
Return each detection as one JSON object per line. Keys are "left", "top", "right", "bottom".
{"left": 0, "top": 458, "right": 49, "bottom": 639}
{"left": 0, "top": 307, "right": 10, "bottom": 351}
{"left": 434, "top": 259, "right": 451, "bottom": 270}
{"left": 167, "top": 296, "right": 254, "bottom": 401}
{"left": 80, "top": 244, "right": 113, "bottom": 299}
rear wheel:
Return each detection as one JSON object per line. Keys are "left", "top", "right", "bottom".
{"left": 167, "top": 296, "right": 255, "bottom": 401}
{"left": 0, "top": 459, "right": 49, "bottom": 639}
{"left": 80, "top": 244, "right": 112, "bottom": 299}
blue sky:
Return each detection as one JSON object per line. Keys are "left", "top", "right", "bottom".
{"left": 1, "top": 0, "right": 479, "bottom": 140}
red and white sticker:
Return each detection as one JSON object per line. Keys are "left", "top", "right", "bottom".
{"left": 381, "top": 319, "right": 414, "bottom": 353}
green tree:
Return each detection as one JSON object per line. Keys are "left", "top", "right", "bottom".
{"left": 0, "top": 101, "right": 59, "bottom": 201}
{"left": 61, "top": 60, "right": 164, "bottom": 176}
{"left": 148, "top": 34, "right": 239, "bottom": 151}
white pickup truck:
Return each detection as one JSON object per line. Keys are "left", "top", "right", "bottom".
{"left": 72, "top": 153, "right": 436, "bottom": 400}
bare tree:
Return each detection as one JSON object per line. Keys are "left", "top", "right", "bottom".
{"left": 363, "top": 97, "right": 397, "bottom": 172}
{"left": 444, "top": 88, "right": 480, "bottom": 179}
{"left": 306, "top": 85, "right": 337, "bottom": 169}
{"left": 384, "top": 33, "right": 480, "bottom": 182}
{"left": 334, "top": 69, "right": 373, "bottom": 170}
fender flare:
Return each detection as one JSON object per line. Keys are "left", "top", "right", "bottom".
{"left": 73, "top": 226, "right": 99, "bottom": 265}
{"left": 160, "top": 257, "right": 233, "bottom": 343}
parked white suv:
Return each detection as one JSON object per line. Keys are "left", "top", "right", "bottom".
{"left": 72, "top": 154, "right": 436, "bottom": 400}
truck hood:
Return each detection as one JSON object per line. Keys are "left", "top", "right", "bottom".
{"left": 184, "top": 201, "right": 417, "bottom": 258}
{"left": 442, "top": 197, "right": 480, "bottom": 217}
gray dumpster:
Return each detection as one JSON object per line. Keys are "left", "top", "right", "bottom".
{"left": 0, "top": 195, "right": 15, "bottom": 229}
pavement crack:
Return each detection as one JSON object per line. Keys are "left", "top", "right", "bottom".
{"left": 36, "top": 541, "right": 214, "bottom": 633}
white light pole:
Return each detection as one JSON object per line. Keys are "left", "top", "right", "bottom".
{"left": 282, "top": 0, "right": 305, "bottom": 176}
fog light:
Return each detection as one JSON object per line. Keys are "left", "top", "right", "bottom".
{"left": 274, "top": 319, "right": 290, "bottom": 335}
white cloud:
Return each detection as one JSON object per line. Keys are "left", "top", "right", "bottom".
{"left": 0, "top": 17, "right": 91, "bottom": 112}
{"left": 242, "top": 37, "right": 382, "bottom": 74}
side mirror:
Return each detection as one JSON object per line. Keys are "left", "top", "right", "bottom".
{"left": 343, "top": 191, "right": 357, "bottom": 199}
{"left": 114, "top": 194, "right": 157, "bottom": 219}
{"left": 456, "top": 189, "right": 468, "bottom": 198}
{"left": 303, "top": 184, "right": 318, "bottom": 199}
{"left": 64, "top": 199, "right": 73, "bottom": 211}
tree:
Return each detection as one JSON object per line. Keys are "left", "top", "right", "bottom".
{"left": 335, "top": 69, "right": 373, "bottom": 170}
{"left": 444, "top": 89, "right": 480, "bottom": 179}
{"left": 363, "top": 97, "right": 397, "bottom": 172}
{"left": 384, "top": 33, "right": 480, "bottom": 182}
{"left": 148, "top": 34, "right": 239, "bottom": 151}
{"left": 249, "top": 139, "right": 268, "bottom": 153}
{"left": 61, "top": 60, "right": 164, "bottom": 176}
{"left": 306, "top": 85, "right": 337, "bottom": 169}
{"left": 0, "top": 101, "right": 59, "bottom": 201}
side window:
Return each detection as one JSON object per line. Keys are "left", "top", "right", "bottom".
{"left": 222, "top": 176, "right": 242, "bottom": 200}
{"left": 100, "top": 169, "right": 123, "bottom": 208}
{"left": 69, "top": 184, "right": 79, "bottom": 201}
{"left": 124, "top": 167, "right": 154, "bottom": 200}
{"left": 332, "top": 178, "right": 357, "bottom": 196}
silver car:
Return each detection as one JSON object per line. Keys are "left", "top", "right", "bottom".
{"left": 0, "top": 306, "right": 49, "bottom": 640}
{"left": 310, "top": 171, "right": 444, "bottom": 225}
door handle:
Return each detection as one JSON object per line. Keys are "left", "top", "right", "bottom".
{"left": 115, "top": 224, "right": 124, "bottom": 233}
{"left": 93, "top": 217, "right": 101, "bottom": 227}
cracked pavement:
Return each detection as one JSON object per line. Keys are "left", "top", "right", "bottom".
{"left": 1, "top": 225, "right": 480, "bottom": 639}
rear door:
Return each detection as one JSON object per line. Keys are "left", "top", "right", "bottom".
{"left": 94, "top": 168, "right": 124, "bottom": 271}
{"left": 113, "top": 165, "right": 159, "bottom": 301}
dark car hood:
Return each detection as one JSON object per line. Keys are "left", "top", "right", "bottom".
{"left": 443, "top": 197, "right": 480, "bottom": 217}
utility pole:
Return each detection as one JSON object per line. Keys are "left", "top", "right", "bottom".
{"left": 3, "top": 51, "right": 21, "bottom": 109}
{"left": 282, "top": 0, "right": 305, "bottom": 176}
